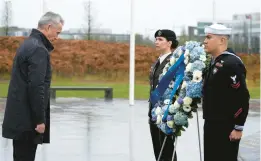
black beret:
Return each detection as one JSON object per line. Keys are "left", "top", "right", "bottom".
{"left": 154, "top": 29, "right": 177, "bottom": 41}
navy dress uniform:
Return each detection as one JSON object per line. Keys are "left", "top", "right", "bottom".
{"left": 202, "top": 25, "right": 250, "bottom": 161}
{"left": 148, "top": 29, "right": 178, "bottom": 161}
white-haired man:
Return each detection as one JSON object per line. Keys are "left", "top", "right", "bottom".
{"left": 202, "top": 23, "right": 250, "bottom": 161}
{"left": 2, "top": 11, "right": 64, "bottom": 161}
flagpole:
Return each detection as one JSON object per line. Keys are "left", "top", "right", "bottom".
{"left": 129, "top": 0, "right": 135, "bottom": 105}
{"left": 129, "top": 0, "right": 135, "bottom": 161}
{"left": 212, "top": 0, "right": 216, "bottom": 23}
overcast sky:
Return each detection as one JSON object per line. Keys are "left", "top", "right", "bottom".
{"left": 0, "top": 0, "right": 260, "bottom": 36}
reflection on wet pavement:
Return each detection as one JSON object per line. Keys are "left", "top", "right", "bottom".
{"left": 0, "top": 98, "right": 260, "bottom": 161}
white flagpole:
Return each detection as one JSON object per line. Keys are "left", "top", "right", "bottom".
{"left": 212, "top": 0, "right": 216, "bottom": 24}
{"left": 129, "top": 0, "right": 135, "bottom": 161}
{"left": 129, "top": 0, "right": 135, "bottom": 106}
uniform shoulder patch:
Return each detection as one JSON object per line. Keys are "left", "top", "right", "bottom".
{"left": 230, "top": 75, "right": 240, "bottom": 89}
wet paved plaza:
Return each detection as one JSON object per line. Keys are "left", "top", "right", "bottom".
{"left": 0, "top": 98, "right": 260, "bottom": 161}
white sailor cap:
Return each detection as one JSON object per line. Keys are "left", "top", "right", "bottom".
{"left": 204, "top": 23, "right": 232, "bottom": 36}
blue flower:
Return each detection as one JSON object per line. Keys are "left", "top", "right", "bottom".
{"left": 167, "top": 115, "right": 174, "bottom": 121}
{"left": 186, "top": 81, "right": 203, "bottom": 98}
{"left": 159, "top": 123, "right": 173, "bottom": 135}
{"left": 177, "top": 97, "right": 184, "bottom": 104}
{"left": 185, "top": 41, "right": 200, "bottom": 51}
{"left": 179, "top": 88, "right": 186, "bottom": 98}
{"left": 191, "top": 60, "right": 206, "bottom": 72}
{"left": 174, "top": 111, "right": 188, "bottom": 126}
{"left": 162, "top": 105, "right": 168, "bottom": 111}
{"left": 158, "top": 123, "right": 167, "bottom": 133}
{"left": 173, "top": 46, "right": 183, "bottom": 58}
{"left": 169, "top": 104, "right": 180, "bottom": 114}
{"left": 151, "top": 108, "right": 157, "bottom": 121}
{"left": 152, "top": 115, "right": 157, "bottom": 122}
{"left": 189, "top": 46, "right": 204, "bottom": 62}
{"left": 184, "top": 72, "right": 193, "bottom": 81}
{"left": 165, "top": 125, "right": 174, "bottom": 134}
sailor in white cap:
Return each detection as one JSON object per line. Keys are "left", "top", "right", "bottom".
{"left": 202, "top": 24, "right": 250, "bottom": 161}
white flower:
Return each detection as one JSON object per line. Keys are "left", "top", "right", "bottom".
{"left": 164, "top": 99, "right": 171, "bottom": 105}
{"left": 184, "top": 57, "right": 189, "bottom": 65}
{"left": 178, "top": 49, "right": 183, "bottom": 56}
{"left": 185, "top": 63, "right": 192, "bottom": 72}
{"left": 181, "top": 81, "right": 187, "bottom": 89}
{"left": 173, "top": 101, "right": 180, "bottom": 108}
{"left": 155, "top": 106, "right": 162, "bottom": 115}
{"left": 169, "top": 81, "right": 174, "bottom": 88}
{"left": 184, "top": 49, "right": 190, "bottom": 57}
{"left": 156, "top": 115, "right": 162, "bottom": 124}
{"left": 169, "top": 103, "right": 180, "bottom": 114}
{"left": 199, "top": 54, "right": 207, "bottom": 62}
{"left": 170, "top": 56, "right": 176, "bottom": 65}
{"left": 192, "top": 70, "right": 203, "bottom": 82}
{"left": 169, "top": 104, "right": 175, "bottom": 113}
{"left": 183, "top": 97, "right": 192, "bottom": 105}
{"left": 162, "top": 105, "right": 168, "bottom": 111}
{"left": 167, "top": 120, "right": 174, "bottom": 128}
{"left": 183, "top": 105, "right": 192, "bottom": 112}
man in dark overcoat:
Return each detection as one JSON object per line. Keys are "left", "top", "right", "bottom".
{"left": 2, "top": 11, "right": 64, "bottom": 161}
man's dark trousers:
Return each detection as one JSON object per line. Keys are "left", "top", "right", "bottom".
{"left": 13, "top": 139, "right": 38, "bottom": 161}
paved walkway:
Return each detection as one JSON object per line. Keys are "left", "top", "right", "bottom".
{"left": 0, "top": 98, "right": 259, "bottom": 161}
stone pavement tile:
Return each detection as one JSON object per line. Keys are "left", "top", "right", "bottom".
{"left": 238, "top": 131, "right": 260, "bottom": 161}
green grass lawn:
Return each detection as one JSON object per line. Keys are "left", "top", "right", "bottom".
{"left": 0, "top": 80, "right": 150, "bottom": 100}
{"left": 0, "top": 80, "right": 259, "bottom": 99}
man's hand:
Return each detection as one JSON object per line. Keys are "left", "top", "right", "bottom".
{"left": 229, "top": 130, "right": 242, "bottom": 141}
{"left": 35, "top": 123, "right": 45, "bottom": 134}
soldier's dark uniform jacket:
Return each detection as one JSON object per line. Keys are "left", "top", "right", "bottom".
{"left": 148, "top": 54, "right": 172, "bottom": 121}
{"left": 2, "top": 29, "right": 53, "bottom": 144}
{"left": 202, "top": 51, "right": 250, "bottom": 128}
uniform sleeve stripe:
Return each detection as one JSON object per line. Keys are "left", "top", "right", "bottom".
{"left": 234, "top": 108, "right": 243, "bottom": 118}
{"left": 231, "top": 82, "right": 240, "bottom": 89}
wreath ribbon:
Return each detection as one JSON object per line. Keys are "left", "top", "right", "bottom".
{"left": 150, "top": 52, "right": 185, "bottom": 109}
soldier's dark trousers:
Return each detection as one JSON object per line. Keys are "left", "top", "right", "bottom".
{"left": 204, "top": 120, "right": 240, "bottom": 161}
{"left": 150, "top": 123, "right": 177, "bottom": 161}
{"left": 13, "top": 139, "right": 38, "bottom": 161}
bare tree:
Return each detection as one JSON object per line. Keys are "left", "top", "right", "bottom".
{"left": 83, "top": 0, "right": 93, "bottom": 40}
{"left": 1, "top": 0, "right": 12, "bottom": 36}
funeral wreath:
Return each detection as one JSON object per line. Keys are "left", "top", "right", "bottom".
{"left": 150, "top": 41, "right": 208, "bottom": 137}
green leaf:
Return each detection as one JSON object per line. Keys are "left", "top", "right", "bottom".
{"left": 184, "top": 122, "right": 189, "bottom": 128}
{"left": 192, "top": 108, "right": 197, "bottom": 112}
{"left": 175, "top": 130, "right": 182, "bottom": 136}
{"left": 188, "top": 112, "right": 193, "bottom": 119}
